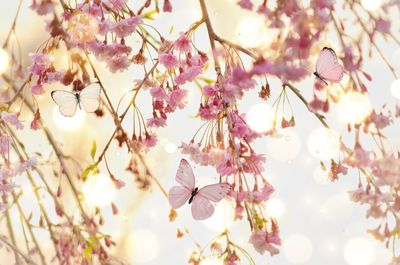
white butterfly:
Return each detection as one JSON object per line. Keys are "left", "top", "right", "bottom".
{"left": 51, "top": 83, "right": 101, "bottom": 117}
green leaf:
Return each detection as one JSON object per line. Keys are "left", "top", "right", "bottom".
{"left": 391, "top": 227, "right": 399, "bottom": 237}
{"left": 169, "top": 25, "right": 174, "bottom": 34}
{"left": 81, "top": 163, "right": 98, "bottom": 180}
{"left": 87, "top": 237, "right": 99, "bottom": 249}
{"left": 198, "top": 76, "right": 215, "bottom": 85}
{"left": 83, "top": 247, "right": 92, "bottom": 261}
{"left": 90, "top": 140, "right": 97, "bottom": 160}
{"left": 143, "top": 10, "right": 157, "bottom": 20}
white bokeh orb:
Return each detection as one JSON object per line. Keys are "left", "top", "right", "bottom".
{"left": 390, "top": 79, "right": 400, "bottom": 99}
{"left": 337, "top": 92, "right": 371, "bottom": 125}
{"left": 319, "top": 194, "right": 352, "bottom": 222}
{"left": 344, "top": 237, "right": 375, "bottom": 265}
{"left": 283, "top": 234, "right": 313, "bottom": 264}
{"left": 204, "top": 199, "right": 235, "bottom": 232}
{"left": 165, "top": 142, "right": 177, "bottom": 153}
{"left": 82, "top": 173, "right": 115, "bottom": 207}
{"left": 308, "top": 127, "right": 340, "bottom": 160}
{"left": 361, "top": 0, "right": 382, "bottom": 11}
{"left": 267, "top": 130, "right": 301, "bottom": 162}
{"left": 265, "top": 198, "right": 286, "bottom": 218}
{"left": 128, "top": 229, "right": 160, "bottom": 263}
{"left": 236, "top": 17, "right": 268, "bottom": 48}
{"left": 246, "top": 103, "right": 275, "bottom": 133}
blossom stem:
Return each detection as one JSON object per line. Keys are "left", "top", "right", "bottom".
{"left": 3, "top": 197, "right": 22, "bottom": 265}
{"left": 13, "top": 194, "right": 47, "bottom": 265}
{"left": 283, "top": 83, "right": 329, "bottom": 128}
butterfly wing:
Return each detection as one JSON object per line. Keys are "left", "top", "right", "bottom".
{"left": 316, "top": 47, "right": 344, "bottom": 83}
{"left": 197, "top": 183, "right": 231, "bottom": 202}
{"left": 191, "top": 196, "right": 214, "bottom": 220}
{"left": 168, "top": 159, "right": 196, "bottom": 208}
{"left": 175, "top": 159, "right": 195, "bottom": 190}
{"left": 168, "top": 186, "right": 192, "bottom": 208}
{"left": 79, "top": 83, "right": 101, "bottom": 113}
{"left": 51, "top": 90, "right": 78, "bottom": 117}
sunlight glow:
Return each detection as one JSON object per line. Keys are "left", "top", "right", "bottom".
{"left": 361, "top": 0, "right": 382, "bottom": 11}
{"left": 128, "top": 229, "right": 160, "bottom": 263}
{"left": 82, "top": 173, "right": 115, "bottom": 207}
{"left": 236, "top": 17, "right": 268, "bottom": 48}
{"left": 390, "top": 79, "right": 400, "bottom": 99}
{"left": 308, "top": 127, "right": 340, "bottom": 160}
{"left": 344, "top": 237, "right": 375, "bottom": 265}
{"left": 246, "top": 103, "right": 275, "bottom": 133}
{"left": 204, "top": 199, "right": 235, "bottom": 232}
{"left": 283, "top": 234, "right": 313, "bottom": 264}
{"left": 0, "top": 48, "right": 9, "bottom": 74}
{"left": 337, "top": 92, "right": 372, "bottom": 124}
{"left": 53, "top": 107, "right": 85, "bottom": 132}
{"left": 265, "top": 198, "right": 286, "bottom": 218}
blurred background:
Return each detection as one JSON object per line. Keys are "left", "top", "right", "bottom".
{"left": 0, "top": 0, "right": 400, "bottom": 264}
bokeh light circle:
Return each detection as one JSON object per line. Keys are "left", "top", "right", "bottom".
{"left": 267, "top": 130, "right": 301, "bottom": 161}
{"left": 283, "top": 234, "right": 313, "bottom": 264}
{"left": 246, "top": 103, "right": 275, "bottom": 133}
{"left": 165, "top": 142, "right": 177, "bottom": 153}
{"left": 265, "top": 198, "right": 286, "bottom": 218}
{"left": 128, "top": 229, "right": 160, "bottom": 263}
{"left": 53, "top": 107, "right": 85, "bottom": 132}
{"left": 390, "top": 79, "right": 400, "bottom": 99}
{"left": 344, "top": 237, "right": 375, "bottom": 265}
{"left": 0, "top": 48, "right": 9, "bottom": 74}
{"left": 337, "top": 92, "right": 371, "bottom": 125}
{"left": 204, "top": 199, "right": 235, "bottom": 232}
{"left": 82, "top": 173, "right": 115, "bottom": 207}
{"left": 319, "top": 194, "right": 352, "bottom": 222}
{"left": 308, "top": 127, "right": 340, "bottom": 160}
{"left": 236, "top": 17, "right": 268, "bottom": 48}
{"left": 361, "top": 0, "right": 382, "bottom": 11}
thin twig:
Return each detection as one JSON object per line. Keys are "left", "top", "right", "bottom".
{"left": 0, "top": 235, "right": 38, "bottom": 265}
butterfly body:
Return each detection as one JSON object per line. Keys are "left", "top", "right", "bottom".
{"left": 188, "top": 187, "right": 199, "bottom": 204}
{"left": 314, "top": 47, "right": 344, "bottom": 84}
{"left": 313, "top": 71, "right": 328, "bottom": 85}
{"left": 51, "top": 82, "right": 101, "bottom": 117}
{"left": 168, "top": 159, "right": 231, "bottom": 220}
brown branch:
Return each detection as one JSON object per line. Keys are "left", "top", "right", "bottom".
{"left": 283, "top": 83, "right": 329, "bottom": 128}
{"left": 199, "top": 0, "right": 221, "bottom": 74}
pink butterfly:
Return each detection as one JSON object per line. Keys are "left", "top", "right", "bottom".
{"left": 314, "top": 47, "right": 344, "bottom": 85}
{"left": 168, "top": 159, "right": 231, "bottom": 220}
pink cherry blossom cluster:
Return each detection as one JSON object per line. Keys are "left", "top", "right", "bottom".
{"left": 147, "top": 33, "right": 208, "bottom": 129}
{"left": 0, "top": 112, "right": 36, "bottom": 211}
